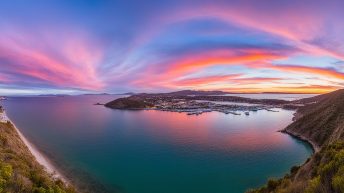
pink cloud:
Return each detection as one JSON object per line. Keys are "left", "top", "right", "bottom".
{"left": 261, "top": 63, "right": 344, "bottom": 80}
{"left": 134, "top": 3, "right": 344, "bottom": 61}
{"left": 131, "top": 49, "right": 288, "bottom": 89}
{"left": 172, "top": 74, "right": 243, "bottom": 86}
{"left": 0, "top": 28, "right": 105, "bottom": 90}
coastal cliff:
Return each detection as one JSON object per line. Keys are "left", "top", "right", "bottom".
{"left": 248, "top": 89, "right": 344, "bottom": 193}
{"left": 284, "top": 89, "right": 344, "bottom": 148}
{"left": 0, "top": 107, "right": 75, "bottom": 193}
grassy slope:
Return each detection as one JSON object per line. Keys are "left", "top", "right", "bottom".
{"left": 286, "top": 89, "right": 344, "bottom": 147}
{"left": 0, "top": 121, "right": 75, "bottom": 193}
{"left": 247, "top": 89, "right": 344, "bottom": 193}
{"left": 105, "top": 96, "right": 153, "bottom": 109}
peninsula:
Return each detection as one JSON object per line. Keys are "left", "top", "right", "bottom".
{"left": 105, "top": 90, "right": 302, "bottom": 115}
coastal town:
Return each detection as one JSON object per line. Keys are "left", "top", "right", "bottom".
{"left": 148, "top": 98, "right": 279, "bottom": 116}
{"left": 105, "top": 91, "right": 303, "bottom": 116}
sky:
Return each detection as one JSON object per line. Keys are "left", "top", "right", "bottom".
{"left": 1, "top": 0, "right": 344, "bottom": 95}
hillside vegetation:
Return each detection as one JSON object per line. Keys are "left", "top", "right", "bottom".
{"left": 0, "top": 121, "right": 75, "bottom": 193}
{"left": 286, "top": 89, "right": 344, "bottom": 147}
{"left": 247, "top": 89, "right": 344, "bottom": 193}
{"left": 105, "top": 96, "right": 154, "bottom": 109}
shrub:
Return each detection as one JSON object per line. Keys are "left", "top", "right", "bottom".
{"left": 332, "top": 165, "right": 344, "bottom": 193}
{"left": 0, "top": 164, "right": 13, "bottom": 179}
{"left": 34, "top": 187, "right": 47, "bottom": 193}
{"left": 305, "top": 176, "right": 321, "bottom": 193}
{"left": 0, "top": 178, "right": 6, "bottom": 192}
{"left": 0, "top": 122, "right": 75, "bottom": 192}
{"left": 267, "top": 178, "right": 280, "bottom": 191}
{"left": 332, "top": 175, "right": 344, "bottom": 193}
{"left": 290, "top": 166, "right": 300, "bottom": 174}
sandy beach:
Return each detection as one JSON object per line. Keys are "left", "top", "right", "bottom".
{"left": 0, "top": 109, "right": 69, "bottom": 183}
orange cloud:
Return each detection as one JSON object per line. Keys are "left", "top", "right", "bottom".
{"left": 221, "top": 85, "right": 341, "bottom": 94}
{"left": 167, "top": 51, "right": 284, "bottom": 76}
{"left": 132, "top": 52, "right": 344, "bottom": 93}
{"left": 173, "top": 74, "right": 242, "bottom": 86}
{"left": 263, "top": 64, "right": 344, "bottom": 80}
{"left": 229, "top": 77, "right": 283, "bottom": 84}
{"left": 132, "top": 50, "right": 287, "bottom": 88}
{"left": 171, "top": 75, "right": 283, "bottom": 88}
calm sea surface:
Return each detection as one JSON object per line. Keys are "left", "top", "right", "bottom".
{"left": 2, "top": 95, "right": 313, "bottom": 193}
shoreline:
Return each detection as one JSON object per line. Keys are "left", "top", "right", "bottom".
{"left": 0, "top": 110, "right": 69, "bottom": 184}
{"left": 280, "top": 129, "right": 320, "bottom": 153}
{"left": 278, "top": 112, "right": 320, "bottom": 153}
{"left": 1, "top": 101, "right": 318, "bottom": 192}
{"left": 281, "top": 110, "right": 321, "bottom": 153}
{"left": 277, "top": 110, "right": 320, "bottom": 153}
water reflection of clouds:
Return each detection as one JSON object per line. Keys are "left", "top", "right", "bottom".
{"left": 130, "top": 110, "right": 294, "bottom": 152}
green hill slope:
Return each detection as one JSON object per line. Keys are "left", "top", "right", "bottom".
{"left": 247, "top": 89, "right": 344, "bottom": 193}
{"left": 0, "top": 121, "right": 75, "bottom": 193}
{"left": 285, "top": 89, "right": 344, "bottom": 148}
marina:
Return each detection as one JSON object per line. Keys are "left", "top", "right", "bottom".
{"left": 152, "top": 99, "right": 281, "bottom": 116}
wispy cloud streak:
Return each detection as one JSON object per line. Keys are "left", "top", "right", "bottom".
{"left": 0, "top": 0, "right": 343, "bottom": 94}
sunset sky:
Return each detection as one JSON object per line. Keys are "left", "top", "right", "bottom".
{"left": 1, "top": 0, "right": 344, "bottom": 95}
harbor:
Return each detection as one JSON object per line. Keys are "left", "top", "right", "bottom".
{"left": 151, "top": 99, "right": 281, "bottom": 116}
